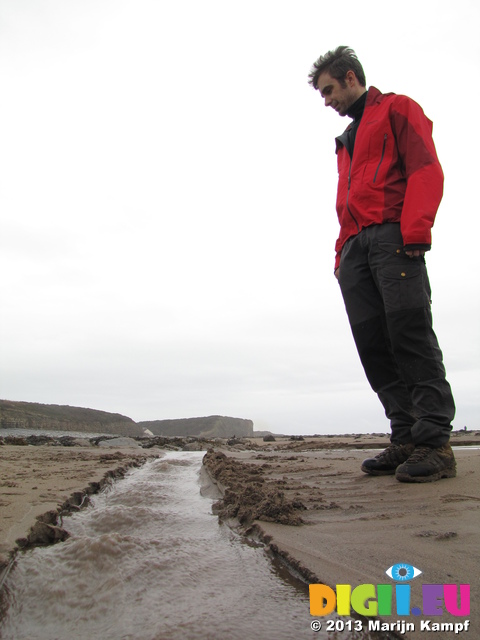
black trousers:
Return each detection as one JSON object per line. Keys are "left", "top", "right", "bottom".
{"left": 338, "top": 223, "right": 455, "bottom": 448}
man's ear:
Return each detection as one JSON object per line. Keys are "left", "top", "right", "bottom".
{"left": 345, "top": 70, "right": 357, "bottom": 86}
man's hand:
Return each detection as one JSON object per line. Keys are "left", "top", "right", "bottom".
{"left": 334, "top": 268, "right": 340, "bottom": 280}
{"left": 405, "top": 249, "right": 426, "bottom": 258}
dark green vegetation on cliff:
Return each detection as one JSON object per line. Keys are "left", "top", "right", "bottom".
{"left": 0, "top": 400, "right": 253, "bottom": 438}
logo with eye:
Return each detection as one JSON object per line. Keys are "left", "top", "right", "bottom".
{"left": 386, "top": 563, "right": 422, "bottom": 582}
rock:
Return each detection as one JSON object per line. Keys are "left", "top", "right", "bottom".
{"left": 71, "top": 438, "right": 92, "bottom": 446}
{"left": 0, "top": 552, "right": 10, "bottom": 569}
{"left": 4, "top": 436, "right": 28, "bottom": 446}
{"left": 19, "top": 521, "right": 70, "bottom": 547}
{"left": 26, "top": 435, "right": 55, "bottom": 446}
{"left": 97, "top": 437, "right": 140, "bottom": 448}
{"left": 182, "top": 442, "right": 205, "bottom": 451}
{"left": 57, "top": 436, "right": 84, "bottom": 447}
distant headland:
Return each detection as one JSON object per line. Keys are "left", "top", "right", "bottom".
{"left": 0, "top": 400, "right": 254, "bottom": 439}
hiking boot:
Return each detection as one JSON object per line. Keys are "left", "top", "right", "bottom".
{"left": 361, "top": 443, "right": 415, "bottom": 476}
{"left": 395, "top": 444, "right": 456, "bottom": 483}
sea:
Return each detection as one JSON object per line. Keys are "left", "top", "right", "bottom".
{"left": 0, "top": 431, "right": 384, "bottom": 640}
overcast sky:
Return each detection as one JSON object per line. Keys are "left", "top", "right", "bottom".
{"left": 1, "top": 0, "right": 478, "bottom": 435}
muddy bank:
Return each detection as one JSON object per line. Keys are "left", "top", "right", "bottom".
{"left": 202, "top": 450, "right": 306, "bottom": 526}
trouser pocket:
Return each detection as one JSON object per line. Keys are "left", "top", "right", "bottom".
{"left": 378, "top": 262, "right": 429, "bottom": 313}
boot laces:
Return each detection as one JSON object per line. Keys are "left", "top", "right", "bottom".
{"left": 404, "top": 446, "right": 432, "bottom": 464}
{"left": 378, "top": 444, "right": 409, "bottom": 464}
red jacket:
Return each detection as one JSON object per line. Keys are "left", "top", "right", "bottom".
{"left": 334, "top": 87, "right": 444, "bottom": 270}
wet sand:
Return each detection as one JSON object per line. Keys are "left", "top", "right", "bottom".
{"left": 0, "top": 443, "right": 161, "bottom": 568}
{"left": 1, "top": 432, "right": 478, "bottom": 640}
{"left": 203, "top": 432, "right": 480, "bottom": 640}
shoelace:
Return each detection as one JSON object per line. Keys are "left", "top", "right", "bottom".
{"left": 377, "top": 444, "right": 407, "bottom": 463}
{"left": 403, "top": 446, "right": 432, "bottom": 463}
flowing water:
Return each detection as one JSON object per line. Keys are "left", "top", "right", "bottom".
{"left": 0, "top": 452, "right": 382, "bottom": 640}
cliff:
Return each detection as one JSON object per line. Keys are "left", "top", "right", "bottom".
{"left": 137, "top": 415, "right": 254, "bottom": 438}
{"left": 0, "top": 400, "right": 143, "bottom": 437}
{"left": 0, "top": 401, "right": 253, "bottom": 439}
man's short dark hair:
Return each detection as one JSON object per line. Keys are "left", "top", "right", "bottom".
{"left": 308, "top": 46, "right": 366, "bottom": 90}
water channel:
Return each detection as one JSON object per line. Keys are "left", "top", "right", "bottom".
{"left": 0, "top": 451, "right": 382, "bottom": 640}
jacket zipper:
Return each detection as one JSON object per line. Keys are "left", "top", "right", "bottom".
{"left": 346, "top": 161, "right": 360, "bottom": 232}
{"left": 373, "top": 134, "right": 388, "bottom": 183}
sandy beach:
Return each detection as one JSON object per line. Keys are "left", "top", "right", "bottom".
{"left": 203, "top": 432, "right": 479, "bottom": 640}
{"left": 1, "top": 431, "right": 478, "bottom": 640}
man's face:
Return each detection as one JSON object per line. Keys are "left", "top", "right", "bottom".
{"left": 316, "top": 71, "right": 359, "bottom": 117}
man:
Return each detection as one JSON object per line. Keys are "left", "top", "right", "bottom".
{"left": 308, "top": 46, "right": 456, "bottom": 482}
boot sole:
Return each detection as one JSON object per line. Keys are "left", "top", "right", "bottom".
{"left": 396, "top": 467, "right": 457, "bottom": 483}
{"left": 361, "top": 465, "right": 397, "bottom": 476}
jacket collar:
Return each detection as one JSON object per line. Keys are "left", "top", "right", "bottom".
{"left": 365, "top": 86, "right": 383, "bottom": 106}
{"left": 335, "top": 86, "right": 384, "bottom": 150}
